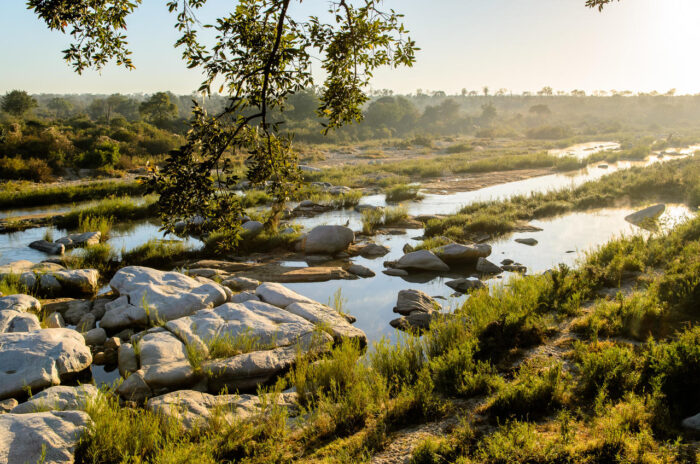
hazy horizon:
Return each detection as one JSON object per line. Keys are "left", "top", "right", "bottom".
{"left": 2, "top": 0, "right": 699, "bottom": 96}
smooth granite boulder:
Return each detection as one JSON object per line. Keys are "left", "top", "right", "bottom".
{"left": 394, "top": 250, "right": 450, "bottom": 272}
{"left": 433, "top": 243, "right": 491, "bottom": 264}
{"left": 0, "top": 329, "right": 93, "bottom": 400}
{"left": 303, "top": 225, "right": 354, "bottom": 255}
{"left": 11, "top": 385, "right": 98, "bottom": 414}
{"left": 101, "top": 266, "right": 229, "bottom": 331}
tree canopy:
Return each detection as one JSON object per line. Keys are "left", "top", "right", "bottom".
{"left": 28, "top": 0, "right": 417, "bottom": 248}
{"left": 139, "top": 92, "right": 179, "bottom": 125}
{"left": 1, "top": 90, "right": 38, "bottom": 117}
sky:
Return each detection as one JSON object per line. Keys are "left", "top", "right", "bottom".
{"left": 1, "top": 0, "right": 699, "bottom": 96}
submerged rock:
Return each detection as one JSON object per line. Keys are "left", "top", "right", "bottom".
{"left": 0, "top": 329, "right": 92, "bottom": 401}
{"left": 625, "top": 204, "right": 665, "bottom": 227}
{"left": 515, "top": 238, "right": 538, "bottom": 246}
{"left": 101, "top": 266, "right": 229, "bottom": 331}
{"left": 0, "top": 410, "right": 91, "bottom": 464}
{"left": 29, "top": 240, "right": 65, "bottom": 255}
{"left": 394, "top": 250, "right": 449, "bottom": 272}
{"left": 383, "top": 268, "right": 409, "bottom": 277}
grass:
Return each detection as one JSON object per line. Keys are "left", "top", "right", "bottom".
{"left": 0, "top": 180, "right": 145, "bottom": 210}
{"left": 56, "top": 195, "right": 158, "bottom": 230}
{"left": 77, "top": 214, "right": 113, "bottom": 238}
{"left": 425, "top": 157, "right": 700, "bottom": 242}
{"left": 121, "top": 239, "right": 197, "bottom": 268}
{"left": 385, "top": 184, "right": 423, "bottom": 203}
{"left": 361, "top": 206, "right": 409, "bottom": 234}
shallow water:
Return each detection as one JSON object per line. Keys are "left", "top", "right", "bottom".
{"left": 548, "top": 141, "right": 621, "bottom": 159}
{"left": 287, "top": 205, "right": 694, "bottom": 343}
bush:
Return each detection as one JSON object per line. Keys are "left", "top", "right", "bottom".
{"left": 385, "top": 184, "right": 423, "bottom": 203}
{"left": 489, "top": 364, "right": 566, "bottom": 421}
{"left": 0, "top": 157, "right": 53, "bottom": 181}
{"left": 80, "top": 140, "right": 120, "bottom": 168}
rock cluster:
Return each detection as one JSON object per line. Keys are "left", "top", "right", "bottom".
{"left": 390, "top": 289, "right": 441, "bottom": 332}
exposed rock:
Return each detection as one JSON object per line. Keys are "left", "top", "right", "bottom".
{"left": 221, "top": 276, "right": 260, "bottom": 291}
{"left": 255, "top": 282, "right": 316, "bottom": 308}
{"left": 390, "top": 312, "right": 436, "bottom": 332}
{"left": 0, "top": 310, "right": 41, "bottom": 333}
{"left": 83, "top": 328, "right": 107, "bottom": 346}
{"left": 0, "top": 294, "right": 41, "bottom": 313}
{"left": 147, "top": 390, "right": 298, "bottom": 431}
{"left": 625, "top": 204, "right": 665, "bottom": 227}
{"left": 39, "top": 273, "right": 62, "bottom": 294}
{"left": 185, "top": 268, "right": 226, "bottom": 279}
{"left": 11, "top": 385, "right": 98, "bottom": 414}
{"left": 393, "top": 289, "right": 440, "bottom": 316}
{"left": 0, "top": 398, "right": 18, "bottom": 413}
{"left": 402, "top": 243, "right": 414, "bottom": 254}
{"left": 305, "top": 254, "right": 334, "bottom": 264}
{"left": 383, "top": 269, "right": 409, "bottom": 277}
{"left": 682, "top": 412, "right": 700, "bottom": 431}
{"left": 394, "top": 250, "right": 449, "bottom": 272}
{"left": 46, "top": 312, "right": 66, "bottom": 329}
{"left": 433, "top": 243, "right": 491, "bottom": 264}
{"left": 502, "top": 264, "right": 527, "bottom": 273}
{"left": 101, "top": 266, "right": 228, "bottom": 331}
{"left": 446, "top": 278, "right": 485, "bottom": 293}
{"left": 204, "top": 337, "right": 327, "bottom": 394}
{"left": 90, "top": 298, "right": 110, "bottom": 320}
{"left": 29, "top": 240, "right": 65, "bottom": 255}
{"left": 501, "top": 259, "right": 514, "bottom": 265}
{"left": 284, "top": 302, "right": 366, "bottom": 345}
{"left": 118, "top": 343, "right": 139, "bottom": 377}
{"left": 358, "top": 243, "right": 390, "bottom": 258}
{"left": 241, "top": 220, "right": 264, "bottom": 237}
{"left": 0, "top": 410, "right": 90, "bottom": 464}
{"left": 230, "top": 292, "right": 260, "bottom": 303}
{"left": 52, "top": 269, "right": 100, "bottom": 295}
{"left": 515, "top": 238, "right": 538, "bottom": 246}
{"left": 303, "top": 225, "right": 354, "bottom": 255}
{"left": 64, "top": 300, "right": 91, "bottom": 325}
{"left": 116, "top": 370, "right": 152, "bottom": 403}
{"left": 476, "top": 257, "right": 502, "bottom": 274}
{"left": 347, "top": 264, "right": 375, "bottom": 278}
{"left": 0, "top": 329, "right": 92, "bottom": 400}
{"left": 55, "top": 231, "right": 101, "bottom": 249}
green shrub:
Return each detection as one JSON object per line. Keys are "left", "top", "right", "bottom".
{"left": 489, "top": 364, "right": 566, "bottom": 421}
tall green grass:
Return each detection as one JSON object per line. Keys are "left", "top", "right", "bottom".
{"left": 0, "top": 180, "right": 145, "bottom": 210}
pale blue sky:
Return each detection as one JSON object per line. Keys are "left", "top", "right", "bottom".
{"left": 1, "top": 0, "right": 699, "bottom": 95}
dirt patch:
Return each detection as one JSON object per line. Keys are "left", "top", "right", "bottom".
{"left": 421, "top": 168, "right": 553, "bottom": 193}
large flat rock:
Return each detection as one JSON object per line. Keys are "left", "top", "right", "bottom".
{"left": 147, "top": 390, "right": 297, "bottom": 431}
{"left": 0, "top": 329, "right": 93, "bottom": 400}
{"left": 101, "top": 266, "right": 229, "bottom": 331}
{"left": 0, "top": 410, "right": 90, "bottom": 464}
